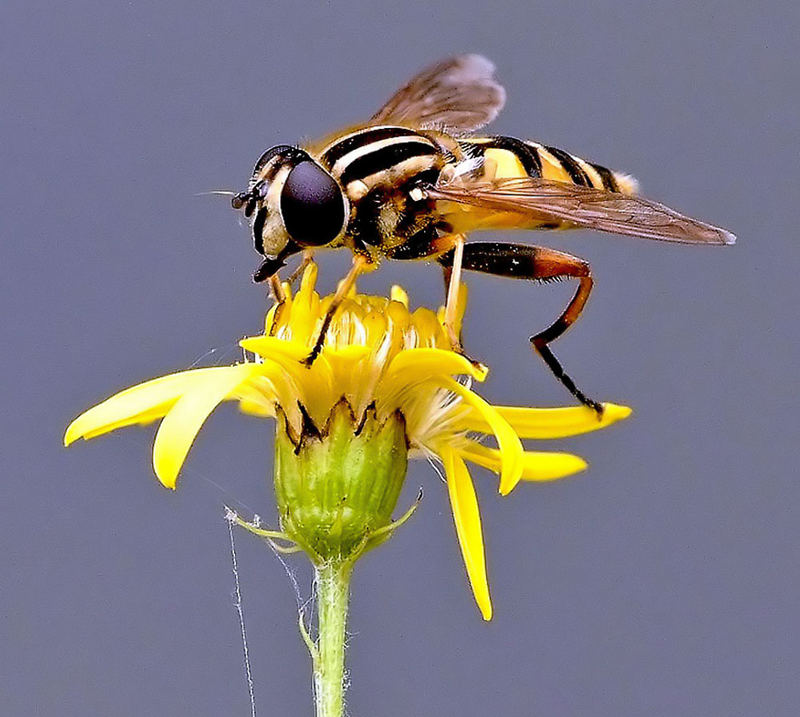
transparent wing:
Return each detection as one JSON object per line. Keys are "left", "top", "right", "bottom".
{"left": 428, "top": 176, "right": 736, "bottom": 245}
{"left": 370, "top": 54, "right": 506, "bottom": 133}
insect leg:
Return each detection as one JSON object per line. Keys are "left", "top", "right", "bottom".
{"left": 441, "top": 262, "right": 453, "bottom": 296}
{"left": 267, "top": 273, "right": 286, "bottom": 302}
{"left": 253, "top": 241, "right": 307, "bottom": 336}
{"left": 286, "top": 249, "right": 316, "bottom": 287}
{"left": 266, "top": 274, "right": 287, "bottom": 337}
{"left": 438, "top": 242, "right": 602, "bottom": 415}
{"left": 442, "top": 234, "right": 466, "bottom": 352}
{"left": 302, "top": 254, "right": 372, "bottom": 366}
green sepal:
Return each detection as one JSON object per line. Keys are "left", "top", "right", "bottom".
{"left": 274, "top": 398, "right": 409, "bottom": 564}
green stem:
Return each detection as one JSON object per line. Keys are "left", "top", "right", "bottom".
{"left": 313, "top": 560, "right": 352, "bottom": 717}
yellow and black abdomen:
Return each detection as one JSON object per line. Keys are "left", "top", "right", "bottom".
{"left": 455, "top": 135, "right": 638, "bottom": 230}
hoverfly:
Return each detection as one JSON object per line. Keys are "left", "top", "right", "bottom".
{"left": 231, "top": 55, "right": 735, "bottom": 413}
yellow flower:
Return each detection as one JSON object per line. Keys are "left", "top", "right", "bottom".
{"left": 65, "top": 263, "right": 630, "bottom": 619}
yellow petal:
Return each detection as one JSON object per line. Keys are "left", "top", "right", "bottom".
{"left": 232, "top": 373, "right": 283, "bottom": 417}
{"left": 239, "top": 365, "right": 303, "bottom": 438}
{"left": 239, "top": 336, "right": 308, "bottom": 362}
{"left": 327, "top": 344, "right": 371, "bottom": 393}
{"left": 384, "top": 348, "right": 485, "bottom": 387}
{"left": 292, "top": 264, "right": 322, "bottom": 344}
{"left": 411, "top": 306, "right": 448, "bottom": 347}
{"left": 441, "top": 445, "right": 492, "bottom": 621}
{"left": 298, "top": 261, "right": 318, "bottom": 298}
{"left": 240, "top": 336, "right": 335, "bottom": 424}
{"left": 436, "top": 377, "right": 523, "bottom": 495}
{"left": 390, "top": 285, "right": 409, "bottom": 308}
{"left": 77, "top": 406, "right": 172, "bottom": 441}
{"left": 458, "top": 402, "right": 632, "bottom": 439}
{"left": 64, "top": 367, "right": 251, "bottom": 446}
{"left": 237, "top": 397, "right": 275, "bottom": 417}
{"left": 458, "top": 441, "right": 588, "bottom": 483}
{"left": 152, "top": 364, "right": 258, "bottom": 489}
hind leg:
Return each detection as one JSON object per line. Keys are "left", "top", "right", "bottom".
{"left": 439, "top": 241, "right": 602, "bottom": 415}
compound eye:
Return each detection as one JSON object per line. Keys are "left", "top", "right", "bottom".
{"left": 253, "top": 144, "right": 295, "bottom": 175}
{"left": 280, "top": 161, "right": 346, "bottom": 246}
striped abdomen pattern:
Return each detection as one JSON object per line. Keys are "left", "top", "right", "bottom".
{"left": 458, "top": 136, "right": 636, "bottom": 194}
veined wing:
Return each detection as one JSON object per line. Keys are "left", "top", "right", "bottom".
{"left": 370, "top": 54, "right": 506, "bottom": 134}
{"left": 427, "top": 176, "right": 736, "bottom": 245}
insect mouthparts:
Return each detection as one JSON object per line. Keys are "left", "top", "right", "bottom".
{"left": 231, "top": 191, "right": 250, "bottom": 210}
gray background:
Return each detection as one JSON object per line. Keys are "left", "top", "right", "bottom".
{"left": 2, "top": 1, "right": 798, "bottom": 715}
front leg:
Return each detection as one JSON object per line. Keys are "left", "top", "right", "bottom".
{"left": 302, "top": 254, "right": 372, "bottom": 366}
{"left": 286, "top": 249, "right": 315, "bottom": 287}
{"left": 266, "top": 273, "right": 288, "bottom": 337}
{"left": 253, "top": 243, "right": 302, "bottom": 336}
